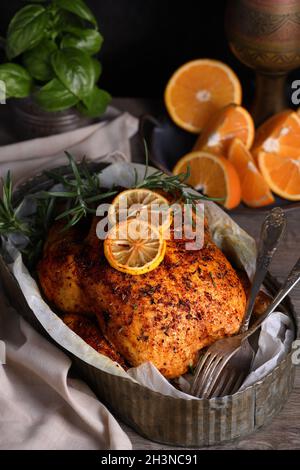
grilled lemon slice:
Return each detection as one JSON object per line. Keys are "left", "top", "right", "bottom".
{"left": 104, "top": 219, "right": 166, "bottom": 275}
{"left": 107, "top": 188, "right": 171, "bottom": 232}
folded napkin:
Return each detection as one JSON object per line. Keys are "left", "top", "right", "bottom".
{"left": 0, "top": 108, "right": 138, "bottom": 189}
{"left": 0, "top": 283, "right": 132, "bottom": 450}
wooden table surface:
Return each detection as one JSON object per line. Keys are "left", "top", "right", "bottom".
{"left": 0, "top": 98, "right": 299, "bottom": 450}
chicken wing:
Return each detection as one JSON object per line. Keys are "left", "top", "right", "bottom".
{"left": 37, "top": 221, "right": 93, "bottom": 315}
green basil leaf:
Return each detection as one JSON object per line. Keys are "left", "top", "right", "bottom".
{"left": 35, "top": 78, "right": 79, "bottom": 112}
{"left": 55, "top": 0, "right": 97, "bottom": 27}
{"left": 61, "top": 28, "right": 103, "bottom": 55}
{"left": 6, "top": 5, "right": 48, "bottom": 59}
{"left": 51, "top": 9, "right": 84, "bottom": 33}
{"left": 77, "top": 87, "right": 111, "bottom": 118}
{"left": 92, "top": 59, "right": 102, "bottom": 83}
{"left": 23, "top": 40, "right": 57, "bottom": 82}
{"left": 0, "top": 63, "right": 32, "bottom": 98}
{"left": 51, "top": 48, "right": 94, "bottom": 99}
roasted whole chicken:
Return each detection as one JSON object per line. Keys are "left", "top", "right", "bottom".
{"left": 37, "top": 202, "right": 269, "bottom": 379}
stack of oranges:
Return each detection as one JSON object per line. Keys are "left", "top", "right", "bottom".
{"left": 165, "top": 59, "right": 300, "bottom": 209}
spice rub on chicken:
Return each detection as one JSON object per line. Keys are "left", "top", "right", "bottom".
{"left": 37, "top": 211, "right": 247, "bottom": 379}
{"left": 62, "top": 313, "right": 127, "bottom": 369}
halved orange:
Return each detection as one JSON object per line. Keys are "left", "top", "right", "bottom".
{"left": 258, "top": 150, "right": 300, "bottom": 201}
{"left": 228, "top": 138, "right": 274, "bottom": 207}
{"left": 252, "top": 110, "right": 300, "bottom": 160}
{"left": 194, "top": 104, "right": 255, "bottom": 155}
{"left": 173, "top": 151, "right": 241, "bottom": 209}
{"left": 104, "top": 219, "right": 166, "bottom": 275}
{"left": 165, "top": 59, "right": 242, "bottom": 133}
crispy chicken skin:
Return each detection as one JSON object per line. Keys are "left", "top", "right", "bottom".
{"left": 38, "top": 212, "right": 247, "bottom": 379}
{"left": 37, "top": 222, "right": 94, "bottom": 316}
{"left": 62, "top": 313, "right": 127, "bottom": 368}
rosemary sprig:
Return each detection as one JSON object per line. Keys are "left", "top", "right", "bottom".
{"left": 22, "top": 197, "right": 56, "bottom": 266}
{"left": 137, "top": 167, "right": 221, "bottom": 207}
{"left": 0, "top": 172, "right": 56, "bottom": 266}
{"left": 0, "top": 153, "right": 117, "bottom": 248}
{"left": 0, "top": 148, "right": 224, "bottom": 269}
{"left": 136, "top": 140, "right": 223, "bottom": 209}
{"left": 0, "top": 153, "right": 117, "bottom": 264}
{"left": 0, "top": 171, "right": 31, "bottom": 237}
{"left": 39, "top": 152, "right": 118, "bottom": 230}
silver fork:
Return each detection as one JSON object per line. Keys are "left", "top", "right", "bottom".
{"left": 190, "top": 207, "right": 286, "bottom": 398}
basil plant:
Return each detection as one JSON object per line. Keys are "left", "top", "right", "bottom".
{"left": 0, "top": 0, "right": 111, "bottom": 117}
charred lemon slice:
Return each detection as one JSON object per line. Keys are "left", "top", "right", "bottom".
{"left": 104, "top": 219, "right": 166, "bottom": 275}
{"left": 107, "top": 188, "right": 171, "bottom": 232}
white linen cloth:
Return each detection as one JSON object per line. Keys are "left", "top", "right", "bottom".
{"left": 0, "top": 284, "right": 132, "bottom": 450}
{"left": 0, "top": 107, "right": 138, "bottom": 188}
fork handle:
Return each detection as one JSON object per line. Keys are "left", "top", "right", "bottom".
{"left": 239, "top": 207, "right": 286, "bottom": 334}
{"left": 244, "top": 256, "right": 300, "bottom": 340}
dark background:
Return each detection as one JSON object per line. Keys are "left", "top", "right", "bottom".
{"left": 0, "top": 0, "right": 256, "bottom": 99}
{"left": 0, "top": 0, "right": 273, "bottom": 104}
